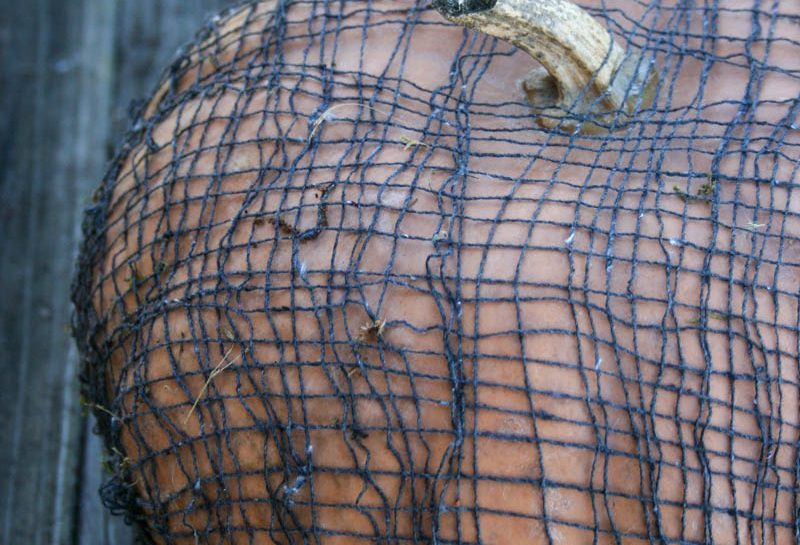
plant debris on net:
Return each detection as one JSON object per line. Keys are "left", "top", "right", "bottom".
{"left": 71, "top": 1, "right": 800, "bottom": 544}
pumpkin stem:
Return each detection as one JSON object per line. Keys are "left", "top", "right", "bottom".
{"left": 433, "top": 0, "right": 657, "bottom": 133}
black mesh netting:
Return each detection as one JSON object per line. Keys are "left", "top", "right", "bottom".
{"left": 71, "top": 0, "right": 800, "bottom": 543}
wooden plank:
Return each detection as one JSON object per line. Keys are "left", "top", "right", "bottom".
{"left": 0, "top": 1, "right": 243, "bottom": 543}
{"left": 0, "top": 0, "right": 117, "bottom": 543}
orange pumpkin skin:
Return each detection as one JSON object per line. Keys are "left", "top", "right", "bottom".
{"left": 81, "top": 1, "right": 800, "bottom": 543}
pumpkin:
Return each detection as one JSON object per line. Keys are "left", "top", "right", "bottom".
{"left": 73, "top": 0, "right": 800, "bottom": 543}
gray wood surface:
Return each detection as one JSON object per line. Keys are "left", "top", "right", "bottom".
{"left": 0, "top": 1, "right": 232, "bottom": 543}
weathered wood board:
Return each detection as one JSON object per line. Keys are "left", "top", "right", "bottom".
{"left": 0, "top": 1, "right": 232, "bottom": 543}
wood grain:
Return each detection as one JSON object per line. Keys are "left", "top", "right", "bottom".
{"left": 0, "top": 1, "right": 233, "bottom": 543}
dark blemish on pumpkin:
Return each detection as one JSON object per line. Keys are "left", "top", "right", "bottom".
{"left": 316, "top": 181, "right": 335, "bottom": 199}
{"left": 269, "top": 204, "right": 328, "bottom": 242}
{"left": 311, "top": 181, "right": 336, "bottom": 201}
{"left": 318, "top": 206, "right": 328, "bottom": 231}
{"left": 268, "top": 215, "right": 297, "bottom": 236}
{"left": 357, "top": 318, "right": 386, "bottom": 345}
